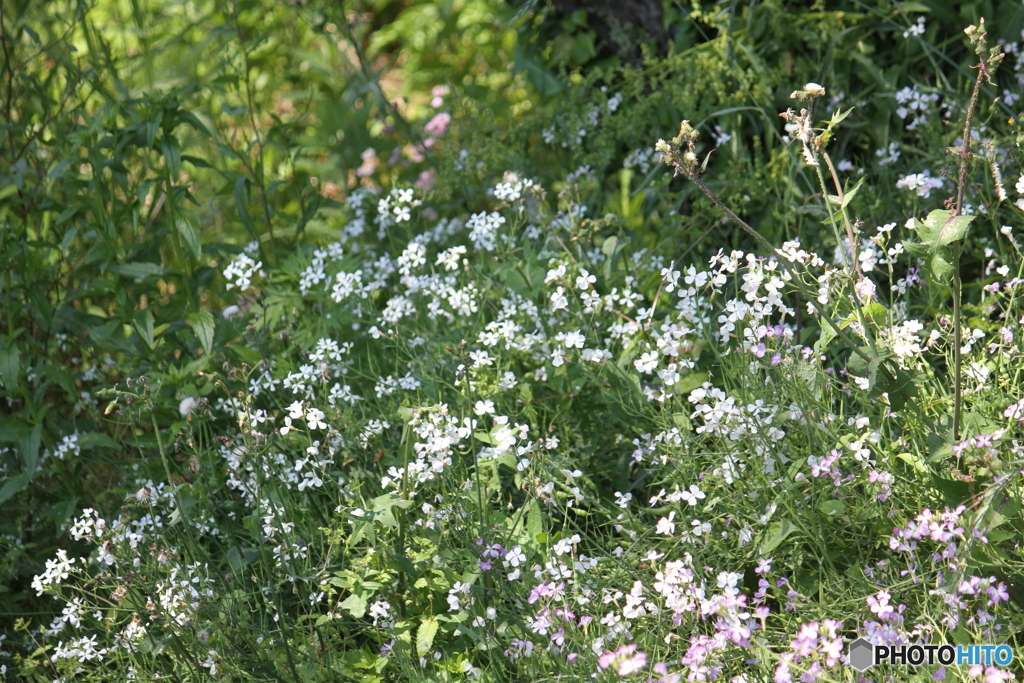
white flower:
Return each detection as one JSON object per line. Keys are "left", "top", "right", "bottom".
{"left": 656, "top": 512, "right": 677, "bottom": 536}
{"left": 504, "top": 545, "right": 526, "bottom": 568}
{"left": 436, "top": 245, "right": 467, "bottom": 271}
{"left": 306, "top": 408, "right": 326, "bottom": 430}
{"left": 474, "top": 399, "right": 495, "bottom": 416}
{"left": 680, "top": 485, "right": 706, "bottom": 506}
{"left": 575, "top": 269, "right": 596, "bottom": 290}
{"left": 690, "top": 519, "right": 711, "bottom": 537}
{"left": 634, "top": 351, "right": 659, "bottom": 374}
{"left": 563, "top": 330, "right": 585, "bottom": 348}
{"left": 896, "top": 170, "right": 944, "bottom": 198}
{"left": 550, "top": 287, "right": 569, "bottom": 311}
{"left": 279, "top": 417, "right": 294, "bottom": 436}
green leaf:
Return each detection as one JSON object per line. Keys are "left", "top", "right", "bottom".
{"left": 20, "top": 423, "right": 41, "bottom": 473}
{"left": 340, "top": 593, "right": 367, "bottom": 618}
{"left": 0, "top": 470, "right": 34, "bottom": 506}
{"left": 416, "top": 617, "right": 440, "bottom": 657}
{"left": 895, "top": 1, "right": 932, "bottom": 12}
{"left": 177, "top": 217, "right": 202, "bottom": 259}
{"left": 601, "top": 235, "right": 619, "bottom": 259}
{"left": 134, "top": 309, "right": 155, "bottom": 349}
{"left": 0, "top": 340, "right": 20, "bottom": 388}
{"left": 227, "top": 346, "right": 262, "bottom": 365}
{"left": 814, "top": 319, "right": 839, "bottom": 355}
{"left": 896, "top": 452, "right": 929, "bottom": 475}
{"left": 827, "top": 176, "right": 865, "bottom": 210}
{"left": 526, "top": 499, "right": 544, "bottom": 542}
{"left": 913, "top": 210, "right": 974, "bottom": 249}
{"left": 818, "top": 500, "right": 845, "bottom": 516}
{"left": 513, "top": 45, "right": 563, "bottom": 96}
{"left": 930, "top": 475, "right": 971, "bottom": 505}
{"left": 188, "top": 311, "right": 216, "bottom": 356}
{"left": 161, "top": 135, "right": 182, "bottom": 178}
{"left": 234, "top": 177, "right": 254, "bottom": 237}
{"left": 759, "top": 518, "right": 798, "bottom": 555}
{"left": 38, "top": 365, "right": 77, "bottom": 399}
{"left": 109, "top": 262, "right": 170, "bottom": 282}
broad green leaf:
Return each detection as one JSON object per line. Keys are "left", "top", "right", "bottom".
{"left": 913, "top": 210, "right": 974, "bottom": 249}
{"left": 188, "top": 311, "right": 215, "bottom": 356}
{"left": 109, "top": 262, "right": 170, "bottom": 282}
{"left": 38, "top": 364, "right": 76, "bottom": 399}
{"left": 896, "top": 1, "right": 932, "bottom": 12}
{"left": 341, "top": 593, "right": 367, "bottom": 618}
{"left": 601, "top": 235, "right": 619, "bottom": 259}
{"left": 177, "top": 217, "right": 202, "bottom": 258}
{"left": 19, "top": 423, "right": 41, "bottom": 473}
{"left": 818, "top": 500, "right": 845, "bottom": 516}
{"left": 674, "top": 371, "right": 708, "bottom": 394}
{"left": 234, "top": 177, "right": 254, "bottom": 237}
{"left": 526, "top": 499, "right": 543, "bottom": 542}
{"left": 0, "top": 470, "right": 34, "bottom": 506}
{"left": 0, "top": 340, "right": 20, "bottom": 388}
{"left": 161, "top": 135, "right": 181, "bottom": 178}
{"left": 814, "top": 319, "right": 838, "bottom": 354}
{"left": 759, "top": 518, "right": 797, "bottom": 555}
{"left": 416, "top": 617, "right": 440, "bottom": 657}
{"left": 134, "top": 309, "right": 155, "bottom": 349}
{"left": 897, "top": 452, "right": 929, "bottom": 475}
{"left": 513, "top": 45, "right": 563, "bottom": 96}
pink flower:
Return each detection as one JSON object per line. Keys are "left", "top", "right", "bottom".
{"left": 598, "top": 644, "right": 647, "bottom": 676}
{"left": 425, "top": 112, "right": 451, "bottom": 137}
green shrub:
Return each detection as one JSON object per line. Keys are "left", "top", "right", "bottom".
{"left": 2, "top": 1, "right": 1023, "bottom": 682}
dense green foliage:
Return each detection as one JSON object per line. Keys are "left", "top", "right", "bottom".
{"left": 1, "top": 0, "right": 1023, "bottom": 681}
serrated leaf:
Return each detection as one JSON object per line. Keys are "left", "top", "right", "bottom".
{"left": 914, "top": 210, "right": 974, "bottom": 249}
{"left": 416, "top": 617, "right": 440, "bottom": 657}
